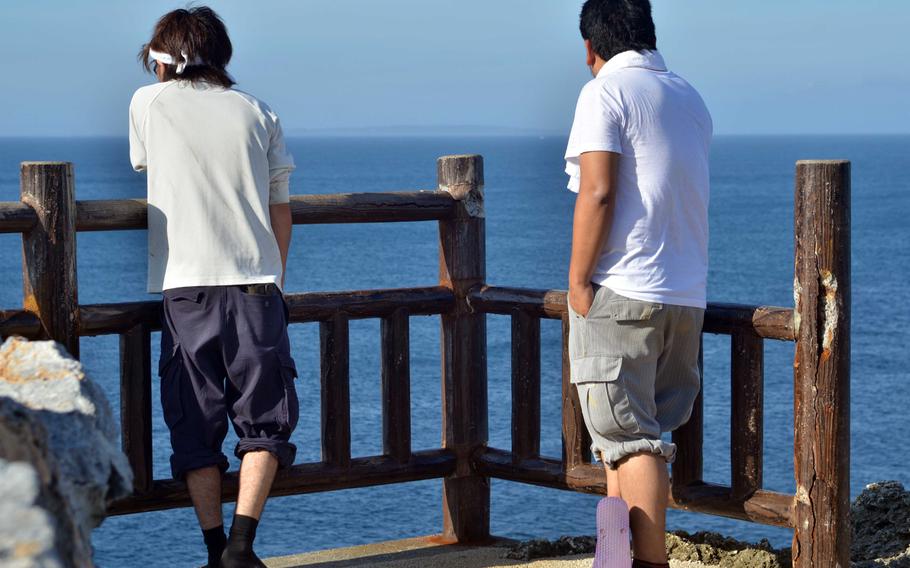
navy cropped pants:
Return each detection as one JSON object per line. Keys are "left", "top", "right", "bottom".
{"left": 158, "top": 283, "right": 299, "bottom": 480}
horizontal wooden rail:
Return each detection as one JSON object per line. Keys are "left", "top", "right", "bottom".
{"left": 469, "top": 286, "right": 796, "bottom": 341}
{"left": 704, "top": 302, "right": 795, "bottom": 341}
{"left": 0, "top": 309, "right": 43, "bottom": 338}
{"left": 474, "top": 448, "right": 793, "bottom": 528}
{"left": 0, "top": 192, "right": 457, "bottom": 234}
{"left": 0, "top": 202, "right": 39, "bottom": 233}
{"left": 285, "top": 287, "right": 454, "bottom": 322}
{"left": 108, "top": 449, "right": 456, "bottom": 516}
{"left": 0, "top": 287, "right": 455, "bottom": 338}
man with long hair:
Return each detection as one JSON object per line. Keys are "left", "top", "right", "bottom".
{"left": 129, "top": 7, "right": 297, "bottom": 567}
{"left": 564, "top": 1, "right": 712, "bottom": 566}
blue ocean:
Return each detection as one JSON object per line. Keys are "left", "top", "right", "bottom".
{"left": 0, "top": 135, "right": 907, "bottom": 566}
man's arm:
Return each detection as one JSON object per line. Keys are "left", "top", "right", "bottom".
{"left": 269, "top": 203, "right": 292, "bottom": 288}
{"left": 568, "top": 150, "right": 620, "bottom": 316}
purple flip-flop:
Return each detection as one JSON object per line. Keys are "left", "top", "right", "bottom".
{"left": 593, "top": 496, "right": 631, "bottom": 568}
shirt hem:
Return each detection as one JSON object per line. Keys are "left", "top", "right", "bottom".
{"left": 149, "top": 274, "right": 282, "bottom": 294}
{"left": 593, "top": 279, "right": 706, "bottom": 309}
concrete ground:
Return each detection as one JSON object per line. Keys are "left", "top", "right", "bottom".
{"left": 264, "top": 535, "right": 714, "bottom": 568}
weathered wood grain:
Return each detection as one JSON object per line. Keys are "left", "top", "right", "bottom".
{"left": 68, "top": 287, "right": 454, "bottom": 337}
{"left": 474, "top": 448, "right": 793, "bottom": 527}
{"left": 53, "top": 192, "right": 457, "bottom": 232}
{"left": 20, "top": 162, "right": 80, "bottom": 358}
{"left": 470, "top": 287, "right": 796, "bottom": 341}
{"left": 108, "top": 449, "right": 456, "bottom": 516}
{"left": 731, "top": 332, "right": 764, "bottom": 499}
{"left": 438, "top": 154, "right": 490, "bottom": 543}
{"left": 381, "top": 308, "right": 411, "bottom": 463}
{"left": 672, "top": 339, "right": 704, "bottom": 490}
{"left": 320, "top": 314, "right": 351, "bottom": 467}
{"left": 511, "top": 309, "right": 541, "bottom": 461}
{"left": 0, "top": 202, "right": 36, "bottom": 233}
{"left": 120, "top": 324, "right": 153, "bottom": 493}
{"left": 792, "top": 160, "right": 851, "bottom": 568}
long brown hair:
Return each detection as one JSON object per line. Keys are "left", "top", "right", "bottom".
{"left": 138, "top": 6, "right": 235, "bottom": 88}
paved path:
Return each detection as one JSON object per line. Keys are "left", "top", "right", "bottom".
{"left": 264, "top": 535, "right": 713, "bottom": 568}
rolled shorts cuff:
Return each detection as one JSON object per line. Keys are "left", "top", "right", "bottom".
{"left": 171, "top": 450, "right": 230, "bottom": 481}
{"left": 235, "top": 438, "right": 297, "bottom": 470}
{"left": 592, "top": 437, "right": 677, "bottom": 470}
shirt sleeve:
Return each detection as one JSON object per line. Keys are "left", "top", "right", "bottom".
{"left": 128, "top": 91, "right": 148, "bottom": 172}
{"left": 563, "top": 79, "right": 623, "bottom": 192}
{"left": 265, "top": 109, "right": 295, "bottom": 205}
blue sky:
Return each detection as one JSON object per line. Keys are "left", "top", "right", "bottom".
{"left": 1, "top": 1, "right": 908, "bottom": 136}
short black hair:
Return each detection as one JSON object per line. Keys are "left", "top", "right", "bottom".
{"left": 580, "top": 0, "right": 657, "bottom": 62}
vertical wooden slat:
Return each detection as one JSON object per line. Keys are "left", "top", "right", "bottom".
{"left": 561, "top": 315, "right": 589, "bottom": 469}
{"left": 511, "top": 309, "right": 540, "bottom": 461}
{"left": 793, "top": 160, "right": 851, "bottom": 568}
{"left": 320, "top": 313, "right": 351, "bottom": 467}
{"left": 731, "top": 331, "right": 764, "bottom": 499}
{"left": 672, "top": 338, "right": 704, "bottom": 491}
{"left": 20, "top": 162, "right": 79, "bottom": 358}
{"left": 120, "top": 324, "right": 152, "bottom": 493}
{"left": 381, "top": 308, "right": 411, "bottom": 463}
{"left": 438, "top": 154, "right": 490, "bottom": 543}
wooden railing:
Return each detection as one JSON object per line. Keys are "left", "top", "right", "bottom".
{"left": 0, "top": 156, "right": 851, "bottom": 567}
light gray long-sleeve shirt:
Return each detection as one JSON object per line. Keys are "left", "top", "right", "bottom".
{"left": 129, "top": 80, "right": 295, "bottom": 293}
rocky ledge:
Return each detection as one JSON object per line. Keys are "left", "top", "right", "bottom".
{"left": 0, "top": 337, "right": 132, "bottom": 568}
{"left": 506, "top": 480, "right": 910, "bottom": 567}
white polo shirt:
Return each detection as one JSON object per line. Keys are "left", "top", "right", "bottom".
{"left": 565, "top": 49, "right": 712, "bottom": 309}
{"left": 129, "top": 80, "right": 295, "bottom": 293}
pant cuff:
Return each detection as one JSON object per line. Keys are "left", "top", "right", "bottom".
{"left": 234, "top": 439, "right": 297, "bottom": 469}
{"left": 592, "top": 438, "right": 676, "bottom": 470}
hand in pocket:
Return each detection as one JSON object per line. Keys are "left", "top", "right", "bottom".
{"left": 569, "top": 283, "right": 594, "bottom": 317}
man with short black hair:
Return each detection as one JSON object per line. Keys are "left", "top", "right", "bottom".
{"left": 129, "top": 7, "right": 298, "bottom": 568}
{"left": 564, "top": 1, "right": 712, "bottom": 567}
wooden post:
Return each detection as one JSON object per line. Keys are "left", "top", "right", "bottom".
{"left": 793, "top": 160, "right": 851, "bottom": 568}
{"left": 20, "top": 162, "right": 79, "bottom": 358}
{"left": 672, "top": 340, "right": 704, "bottom": 492}
{"left": 320, "top": 313, "right": 351, "bottom": 467}
{"left": 511, "top": 309, "right": 540, "bottom": 461}
{"left": 731, "top": 332, "right": 764, "bottom": 499}
{"left": 120, "top": 324, "right": 153, "bottom": 493}
{"left": 438, "top": 154, "right": 490, "bottom": 543}
{"left": 381, "top": 308, "right": 411, "bottom": 463}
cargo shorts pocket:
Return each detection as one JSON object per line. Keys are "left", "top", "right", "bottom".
{"left": 578, "top": 356, "right": 639, "bottom": 437}
{"left": 566, "top": 285, "right": 608, "bottom": 360}
{"left": 606, "top": 297, "right": 662, "bottom": 323}
{"left": 158, "top": 343, "right": 185, "bottom": 429}
{"left": 276, "top": 351, "right": 299, "bottom": 431}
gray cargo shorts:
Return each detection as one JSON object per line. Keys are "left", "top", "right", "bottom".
{"left": 567, "top": 283, "right": 704, "bottom": 469}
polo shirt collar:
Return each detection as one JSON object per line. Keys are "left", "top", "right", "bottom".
{"left": 596, "top": 49, "right": 667, "bottom": 78}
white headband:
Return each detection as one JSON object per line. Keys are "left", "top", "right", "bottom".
{"left": 148, "top": 48, "right": 204, "bottom": 74}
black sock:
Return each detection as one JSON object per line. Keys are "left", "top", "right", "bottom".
{"left": 632, "top": 560, "right": 670, "bottom": 568}
{"left": 221, "top": 515, "right": 265, "bottom": 568}
{"left": 202, "top": 525, "right": 226, "bottom": 568}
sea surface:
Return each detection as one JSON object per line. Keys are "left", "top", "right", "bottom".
{"left": 0, "top": 135, "right": 907, "bottom": 567}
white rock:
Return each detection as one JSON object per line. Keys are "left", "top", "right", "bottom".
{"left": 0, "top": 337, "right": 133, "bottom": 567}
